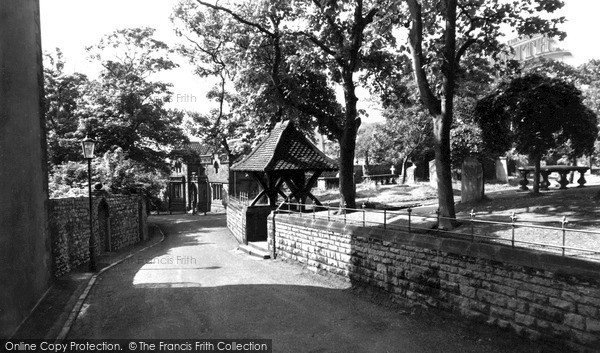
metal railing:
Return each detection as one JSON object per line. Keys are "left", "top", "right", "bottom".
{"left": 274, "top": 201, "right": 600, "bottom": 260}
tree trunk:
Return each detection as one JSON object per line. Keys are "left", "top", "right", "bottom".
{"left": 532, "top": 156, "right": 541, "bottom": 195}
{"left": 433, "top": 111, "right": 456, "bottom": 229}
{"left": 435, "top": 0, "right": 458, "bottom": 229}
{"left": 338, "top": 70, "right": 360, "bottom": 209}
{"left": 401, "top": 155, "right": 408, "bottom": 184}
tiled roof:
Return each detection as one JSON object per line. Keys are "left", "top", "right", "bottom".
{"left": 186, "top": 142, "right": 214, "bottom": 156}
{"left": 231, "top": 121, "right": 338, "bottom": 172}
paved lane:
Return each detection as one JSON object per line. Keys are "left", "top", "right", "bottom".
{"left": 68, "top": 214, "right": 553, "bottom": 353}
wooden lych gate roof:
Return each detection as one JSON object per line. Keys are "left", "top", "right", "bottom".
{"left": 231, "top": 121, "right": 338, "bottom": 172}
{"left": 231, "top": 121, "right": 337, "bottom": 207}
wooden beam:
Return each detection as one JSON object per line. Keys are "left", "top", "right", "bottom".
{"left": 250, "top": 189, "right": 267, "bottom": 206}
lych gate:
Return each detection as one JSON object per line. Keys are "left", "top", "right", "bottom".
{"left": 230, "top": 121, "right": 338, "bottom": 244}
{"left": 233, "top": 120, "right": 338, "bottom": 207}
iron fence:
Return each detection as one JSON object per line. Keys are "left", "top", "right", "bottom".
{"left": 274, "top": 201, "right": 600, "bottom": 260}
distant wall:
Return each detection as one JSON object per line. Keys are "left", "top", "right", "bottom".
{"left": 270, "top": 214, "right": 600, "bottom": 352}
{"left": 0, "top": 0, "right": 51, "bottom": 338}
{"left": 48, "top": 196, "right": 147, "bottom": 277}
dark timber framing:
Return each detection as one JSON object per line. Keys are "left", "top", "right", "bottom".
{"left": 232, "top": 121, "right": 338, "bottom": 207}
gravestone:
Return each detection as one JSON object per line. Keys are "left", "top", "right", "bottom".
{"left": 405, "top": 165, "right": 416, "bottom": 185}
{"left": 461, "top": 156, "right": 484, "bottom": 203}
{"left": 495, "top": 157, "right": 509, "bottom": 183}
{"left": 429, "top": 160, "right": 437, "bottom": 188}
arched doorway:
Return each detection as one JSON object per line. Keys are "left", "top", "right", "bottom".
{"left": 98, "top": 200, "right": 111, "bottom": 252}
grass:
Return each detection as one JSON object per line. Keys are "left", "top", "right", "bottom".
{"left": 313, "top": 174, "right": 600, "bottom": 261}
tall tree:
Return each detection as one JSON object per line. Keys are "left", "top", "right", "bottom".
{"left": 83, "top": 27, "right": 188, "bottom": 171}
{"left": 43, "top": 49, "right": 90, "bottom": 167}
{"left": 401, "top": 0, "right": 565, "bottom": 228}
{"left": 475, "top": 73, "right": 598, "bottom": 194}
{"left": 176, "top": 0, "right": 397, "bottom": 208}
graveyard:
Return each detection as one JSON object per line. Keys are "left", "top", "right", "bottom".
{"left": 311, "top": 173, "right": 600, "bottom": 260}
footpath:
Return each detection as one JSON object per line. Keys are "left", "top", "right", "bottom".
{"left": 10, "top": 223, "right": 165, "bottom": 340}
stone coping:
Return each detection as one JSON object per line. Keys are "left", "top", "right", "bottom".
{"left": 271, "top": 213, "right": 600, "bottom": 282}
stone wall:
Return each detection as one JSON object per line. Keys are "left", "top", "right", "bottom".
{"left": 269, "top": 214, "right": 600, "bottom": 352}
{"left": 48, "top": 195, "right": 147, "bottom": 277}
{"left": 227, "top": 197, "right": 246, "bottom": 244}
{"left": 227, "top": 196, "right": 275, "bottom": 244}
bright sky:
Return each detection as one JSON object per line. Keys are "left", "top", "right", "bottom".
{"left": 40, "top": 0, "right": 600, "bottom": 119}
{"left": 40, "top": 0, "right": 209, "bottom": 113}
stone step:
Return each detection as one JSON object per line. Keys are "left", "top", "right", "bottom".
{"left": 238, "top": 243, "right": 270, "bottom": 259}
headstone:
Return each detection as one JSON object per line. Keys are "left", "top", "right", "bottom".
{"left": 390, "top": 166, "right": 396, "bottom": 175}
{"left": 495, "top": 157, "right": 509, "bottom": 183}
{"left": 405, "top": 165, "right": 416, "bottom": 185}
{"left": 461, "top": 156, "right": 484, "bottom": 203}
{"left": 429, "top": 160, "right": 437, "bottom": 188}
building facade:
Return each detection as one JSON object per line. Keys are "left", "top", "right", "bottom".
{"left": 168, "top": 142, "right": 229, "bottom": 213}
{"left": 501, "top": 34, "right": 572, "bottom": 63}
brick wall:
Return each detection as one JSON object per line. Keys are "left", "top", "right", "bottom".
{"left": 269, "top": 214, "right": 600, "bottom": 352}
{"left": 48, "top": 195, "right": 147, "bottom": 277}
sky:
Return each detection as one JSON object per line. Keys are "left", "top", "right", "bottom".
{"left": 40, "top": 0, "right": 600, "bottom": 121}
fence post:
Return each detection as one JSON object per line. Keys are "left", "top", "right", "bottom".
{"left": 436, "top": 208, "right": 440, "bottom": 233}
{"left": 327, "top": 201, "right": 330, "bottom": 221}
{"left": 362, "top": 202, "right": 366, "bottom": 227}
{"left": 469, "top": 209, "right": 476, "bottom": 242}
{"left": 312, "top": 200, "right": 316, "bottom": 220}
{"left": 510, "top": 212, "right": 517, "bottom": 247}
{"left": 408, "top": 207, "right": 412, "bottom": 233}
{"left": 343, "top": 201, "right": 346, "bottom": 224}
{"left": 561, "top": 216, "right": 568, "bottom": 256}
{"left": 384, "top": 209, "right": 387, "bottom": 229}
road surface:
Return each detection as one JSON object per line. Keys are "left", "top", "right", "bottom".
{"left": 67, "top": 214, "right": 554, "bottom": 353}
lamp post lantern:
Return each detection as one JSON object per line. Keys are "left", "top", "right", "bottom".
{"left": 81, "top": 136, "right": 97, "bottom": 272}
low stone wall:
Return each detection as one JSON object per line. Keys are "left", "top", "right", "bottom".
{"left": 269, "top": 214, "right": 600, "bottom": 352}
{"left": 227, "top": 196, "right": 274, "bottom": 244}
{"left": 227, "top": 197, "right": 246, "bottom": 244}
{"left": 48, "top": 195, "right": 147, "bottom": 277}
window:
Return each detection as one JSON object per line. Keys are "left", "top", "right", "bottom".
{"left": 173, "top": 183, "right": 183, "bottom": 198}
{"left": 212, "top": 183, "right": 223, "bottom": 200}
{"left": 173, "top": 162, "right": 182, "bottom": 173}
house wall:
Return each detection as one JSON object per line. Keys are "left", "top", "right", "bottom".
{"left": 48, "top": 196, "right": 147, "bottom": 277}
{"left": 269, "top": 214, "right": 600, "bottom": 352}
{"left": 0, "top": 0, "right": 51, "bottom": 338}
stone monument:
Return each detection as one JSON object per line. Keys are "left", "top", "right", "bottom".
{"left": 429, "top": 160, "right": 437, "bottom": 188}
{"left": 495, "top": 157, "right": 509, "bottom": 183}
{"left": 405, "top": 165, "right": 416, "bottom": 185}
{"left": 461, "top": 156, "right": 484, "bottom": 203}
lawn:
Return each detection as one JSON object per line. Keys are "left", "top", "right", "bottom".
{"left": 313, "top": 174, "right": 600, "bottom": 261}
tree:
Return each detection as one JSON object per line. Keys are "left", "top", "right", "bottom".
{"left": 372, "top": 106, "right": 433, "bottom": 183}
{"left": 46, "top": 28, "right": 188, "bottom": 199}
{"left": 43, "top": 49, "right": 90, "bottom": 167}
{"left": 578, "top": 59, "right": 600, "bottom": 166}
{"left": 83, "top": 27, "right": 188, "bottom": 172}
{"left": 401, "top": 0, "right": 565, "bottom": 227}
{"left": 355, "top": 124, "right": 379, "bottom": 166}
{"left": 175, "top": 0, "right": 397, "bottom": 208}
{"left": 475, "top": 73, "right": 598, "bottom": 194}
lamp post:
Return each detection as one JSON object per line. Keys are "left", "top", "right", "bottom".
{"left": 81, "top": 136, "right": 96, "bottom": 272}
